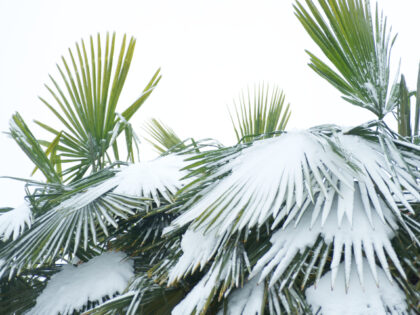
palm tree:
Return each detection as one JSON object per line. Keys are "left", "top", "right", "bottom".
{"left": 0, "top": 0, "right": 419, "bottom": 314}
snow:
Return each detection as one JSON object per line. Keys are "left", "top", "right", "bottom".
{"left": 217, "top": 276, "right": 265, "bottom": 315}
{"left": 56, "top": 154, "right": 189, "bottom": 213}
{"left": 168, "top": 227, "right": 225, "bottom": 284}
{"left": 250, "top": 186, "right": 403, "bottom": 288}
{"left": 172, "top": 261, "right": 226, "bottom": 315}
{"left": 113, "top": 154, "right": 189, "bottom": 206}
{"left": 29, "top": 251, "right": 134, "bottom": 315}
{"left": 171, "top": 131, "right": 351, "bottom": 236}
{"left": 306, "top": 259, "right": 408, "bottom": 315}
{"left": 364, "top": 81, "right": 379, "bottom": 104}
{"left": 0, "top": 202, "right": 32, "bottom": 241}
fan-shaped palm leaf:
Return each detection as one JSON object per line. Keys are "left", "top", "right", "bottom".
{"left": 294, "top": 0, "right": 398, "bottom": 118}
{"left": 35, "top": 33, "right": 161, "bottom": 181}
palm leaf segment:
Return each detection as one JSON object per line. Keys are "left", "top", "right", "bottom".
{"left": 166, "top": 127, "right": 419, "bottom": 314}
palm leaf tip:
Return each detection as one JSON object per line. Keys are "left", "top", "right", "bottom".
{"left": 229, "top": 83, "right": 291, "bottom": 143}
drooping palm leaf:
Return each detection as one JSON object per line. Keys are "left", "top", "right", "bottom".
{"left": 35, "top": 33, "right": 161, "bottom": 181}
{"left": 144, "top": 118, "right": 185, "bottom": 154}
{"left": 9, "top": 113, "right": 61, "bottom": 183}
{"left": 294, "top": 0, "right": 398, "bottom": 118}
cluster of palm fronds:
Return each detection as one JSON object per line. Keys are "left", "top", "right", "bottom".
{"left": 0, "top": 0, "right": 419, "bottom": 314}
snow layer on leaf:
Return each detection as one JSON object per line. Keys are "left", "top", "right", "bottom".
{"left": 171, "top": 131, "right": 350, "bottom": 236}
{"left": 251, "top": 186, "right": 403, "bottom": 288}
{"left": 113, "top": 154, "right": 189, "bottom": 205}
{"left": 306, "top": 259, "right": 408, "bottom": 315}
{"left": 168, "top": 227, "right": 225, "bottom": 284}
{"left": 29, "top": 252, "right": 133, "bottom": 315}
{"left": 217, "top": 276, "right": 265, "bottom": 315}
{"left": 58, "top": 154, "right": 188, "bottom": 212}
{"left": 0, "top": 202, "right": 32, "bottom": 241}
{"left": 172, "top": 261, "right": 226, "bottom": 315}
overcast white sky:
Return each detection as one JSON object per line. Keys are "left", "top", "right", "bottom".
{"left": 0, "top": 0, "right": 419, "bottom": 206}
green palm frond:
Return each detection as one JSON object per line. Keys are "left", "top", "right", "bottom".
{"left": 295, "top": 0, "right": 398, "bottom": 119}
{"left": 35, "top": 33, "right": 161, "bottom": 181}
{"left": 229, "top": 84, "right": 291, "bottom": 143}
{"left": 144, "top": 118, "right": 185, "bottom": 154}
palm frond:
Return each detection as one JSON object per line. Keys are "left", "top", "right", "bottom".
{"left": 0, "top": 171, "right": 146, "bottom": 276}
{"left": 164, "top": 125, "right": 418, "bottom": 313}
{"left": 294, "top": 0, "right": 398, "bottom": 118}
{"left": 35, "top": 33, "right": 161, "bottom": 181}
{"left": 229, "top": 84, "right": 291, "bottom": 143}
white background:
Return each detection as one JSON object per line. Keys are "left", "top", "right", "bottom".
{"left": 0, "top": 0, "right": 419, "bottom": 206}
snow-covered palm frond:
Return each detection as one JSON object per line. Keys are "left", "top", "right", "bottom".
{"left": 0, "top": 154, "right": 190, "bottom": 276}
{"left": 250, "top": 189, "right": 405, "bottom": 288}
{"left": 0, "top": 203, "right": 32, "bottom": 241}
{"left": 171, "top": 131, "right": 354, "bottom": 236}
{"left": 172, "top": 259, "right": 227, "bottom": 315}
{"left": 306, "top": 259, "right": 409, "bottom": 315}
{"left": 165, "top": 126, "right": 418, "bottom": 312}
{"left": 171, "top": 127, "right": 419, "bottom": 235}
{"left": 337, "top": 134, "right": 419, "bottom": 217}
{"left": 169, "top": 231, "right": 252, "bottom": 315}
{"left": 167, "top": 227, "right": 226, "bottom": 284}
{"left": 29, "top": 251, "right": 133, "bottom": 315}
{"left": 0, "top": 188, "right": 142, "bottom": 277}
{"left": 113, "top": 154, "right": 190, "bottom": 206}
